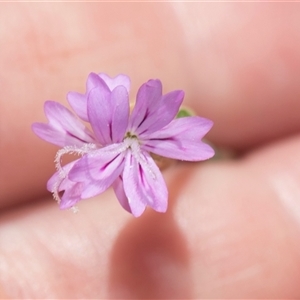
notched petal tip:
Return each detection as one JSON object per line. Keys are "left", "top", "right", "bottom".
{"left": 143, "top": 116, "right": 215, "bottom": 161}
{"left": 98, "top": 73, "right": 131, "bottom": 92}
{"left": 86, "top": 72, "right": 110, "bottom": 92}
{"left": 31, "top": 122, "right": 64, "bottom": 147}
{"left": 145, "top": 78, "right": 162, "bottom": 88}
{"left": 43, "top": 100, "right": 64, "bottom": 115}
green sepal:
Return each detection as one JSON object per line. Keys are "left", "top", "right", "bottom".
{"left": 176, "top": 107, "right": 194, "bottom": 118}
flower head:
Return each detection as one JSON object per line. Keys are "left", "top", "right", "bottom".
{"left": 32, "top": 73, "right": 214, "bottom": 217}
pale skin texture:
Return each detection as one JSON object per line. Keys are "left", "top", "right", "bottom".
{"left": 1, "top": 2, "right": 300, "bottom": 299}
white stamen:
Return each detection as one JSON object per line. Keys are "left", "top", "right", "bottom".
{"left": 88, "top": 142, "right": 128, "bottom": 158}
{"left": 55, "top": 143, "right": 97, "bottom": 176}
{"left": 52, "top": 143, "right": 97, "bottom": 203}
{"left": 125, "top": 137, "right": 157, "bottom": 180}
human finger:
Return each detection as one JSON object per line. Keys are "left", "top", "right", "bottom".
{"left": 1, "top": 135, "right": 300, "bottom": 298}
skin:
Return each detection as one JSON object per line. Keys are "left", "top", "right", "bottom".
{"left": 1, "top": 2, "right": 300, "bottom": 298}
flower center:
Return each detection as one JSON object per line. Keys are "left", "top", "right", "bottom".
{"left": 123, "top": 132, "right": 140, "bottom": 152}
{"left": 125, "top": 131, "right": 138, "bottom": 139}
{"left": 123, "top": 133, "right": 156, "bottom": 180}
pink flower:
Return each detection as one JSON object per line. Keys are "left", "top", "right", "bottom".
{"left": 32, "top": 73, "right": 214, "bottom": 217}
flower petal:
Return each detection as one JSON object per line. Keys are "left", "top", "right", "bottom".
{"left": 122, "top": 153, "right": 147, "bottom": 217}
{"left": 60, "top": 182, "right": 83, "bottom": 209}
{"left": 87, "top": 85, "right": 129, "bottom": 145}
{"left": 69, "top": 144, "right": 125, "bottom": 181}
{"left": 67, "top": 73, "right": 110, "bottom": 121}
{"left": 47, "top": 160, "right": 83, "bottom": 209}
{"left": 112, "top": 176, "right": 132, "bottom": 214}
{"left": 129, "top": 79, "right": 184, "bottom": 135}
{"left": 142, "top": 116, "right": 215, "bottom": 161}
{"left": 98, "top": 73, "right": 130, "bottom": 92}
{"left": 137, "top": 90, "right": 184, "bottom": 136}
{"left": 32, "top": 101, "right": 95, "bottom": 147}
{"left": 123, "top": 150, "right": 168, "bottom": 217}
{"left": 128, "top": 79, "right": 162, "bottom": 132}
{"left": 67, "top": 73, "right": 130, "bottom": 122}
{"left": 86, "top": 72, "right": 109, "bottom": 91}
{"left": 47, "top": 160, "right": 78, "bottom": 192}
{"left": 67, "top": 92, "right": 88, "bottom": 121}
{"left": 68, "top": 143, "right": 126, "bottom": 199}
{"left": 111, "top": 86, "right": 130, "bottom": 142}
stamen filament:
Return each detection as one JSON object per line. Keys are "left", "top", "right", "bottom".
{"left": 52, "top": 143, "right": 97, "bottom": 203}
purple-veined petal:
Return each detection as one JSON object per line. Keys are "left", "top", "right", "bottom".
{"left": 137, "top": 90, "right": 184, "bottom": 136}
{"left": 69, "top": 144, "right": 125, "bottom": 181}
{"left": 68, "top": 143, "right": 126, "bottom": 199}
{"left": 87, "top": 85, "right": 129, "bottom": 145}
{"left": 122, "top": 152, "right": 147, "bottom": 217}
{"left": 142, "top": 116, "right": 215, "bottom": 161}
{"left": 123, "top": 150, "right": 168, "bottom": 217}
{"left": 67, "top": 73, "right": 111, "bottom": 121}
{"left": 112, "top": 176, "right": 132, "bottom": 214}
{"left": 129, "top": 79, "right": 184, "bottom": 135}
{"left": 128, "top": 79, "right": 162, "bottom": 132}
{"left": 32, "top": 101, "right": 95, "bottom": 147}
{"left": 99, "top": 73, "right": 130, "bottom": 92}
{"left": 86, "top": 86, "right": 112, "bottom": 145}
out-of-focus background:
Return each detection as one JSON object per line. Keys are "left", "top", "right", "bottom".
{"left": 1, "top": 3, "right": 300, "bottom": 299}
